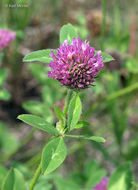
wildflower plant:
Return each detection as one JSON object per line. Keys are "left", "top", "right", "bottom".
{"left": 13, "top": 24, "right": 114, "bottom": 190}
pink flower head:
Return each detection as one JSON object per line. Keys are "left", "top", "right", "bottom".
{"left": 0, "top": 29, "right": 16, "bottom": 50}
{"left": 93, "top": 177, "right": 109, "bottom": 190}
{"left": 48, "top": 37, "right": 104, "bottom": 90}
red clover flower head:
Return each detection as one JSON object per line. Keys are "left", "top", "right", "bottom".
{"left": 93, "top": 177, "right": 109, "bottom": 190}
{"left": 0, "top": 29, "right": 16, "bottom": 50}
{"left": 48, "top": 37, "right": 104, "bottom": 90}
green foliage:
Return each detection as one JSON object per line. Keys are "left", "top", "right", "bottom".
{"left": 23, "top": 49, "right": 56, "bottom": 63}
{"left": 53, "top": 159, "right": 107, "bottom": 189}
{"left": 74, "top": 13, "right": 89, "bottom": 40}
{"left": 60, "top": 23, "right": 78, "bottom": 45}
{"left": 22, "top": 84, "right": 62, "bottom": 123}
{"left": 101, "top": 52, "right": 115, "bottom": 62}
{"left": 22, "top": 100, "right": 54, "bottom": 123}
{"left": 105, "top": 3, "right": 130, "bottom": 53}
{"left": 74, "top": 121, "right": 89, "bottom": 129}
{"left": 108, "top": 162, "right": 134, "bottom": 190}
{"left": 18, "top": 114, "right": 59, "bottom": 135}
{"left": 11, "top": 161, "right": 31, "bottom": 179}
{"left": 0, "top": 69, "right": 7, "bottom": 86}
{"left": 125, "top": 58, "right": 138, "bottom": 74}
{"left": 92, "top": 80, "right": 104, "bottom": 95}
{"left": 42, "top": 137, "right": 67, "bottom": 175}
{"left": 123, "top": 132, "right": 138, "bottom": 161}
{"left": 2, "top": 17, "right": 135, "bottom": 190}
{"left": 103, "top": 71, "right": 124, "bottom": 146}
{"left": 34, "top": 176, "right": 52, "bottom": 190}
{"left": 68, "top": 94, "right": 82, "bottom": 131}
{"left": 42, "top": 86, "right": 56, "bottom": 107}
{"left": 0, "top": 165, "right": 7, "bottom": 188}
{"left": 84, "top": 160, "right": 107, "bottom": 189}
{"left": 0, "top": 68, "right": 10, "bottom": 100}
{"left": 2, "top": 168, "right": 26, "bottom": 190}
{"left": 65, "top": 134, "right": 105, "bottom": 143}
{"left": 54, "top": 105, "right": 65, "bottom": 122}
{"left": 3, "top": 0, "right": 33, "bottom": 29}
{"left": 54, "top": 175, "right": 81, "bottom": 190}
{"left": 28, "top": 63, "right": 49, "bottom": 84}
{"left": 0, "top": 122, "right": 18, "bottom": 154}
{"left": 0, "top": 88, "right": 11, "bottom": 100}
{"left": 95, "top": 51, "right": 114, "bottom": 63}
{"left": 22, "top": 101, "right": 46, "bottom": 116}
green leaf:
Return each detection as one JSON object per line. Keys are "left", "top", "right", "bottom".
{"left": 74, "top": 121, "right": 89, "bottom": 129}
{"left": 95, "top": 51, "right": 114, "bottom": 63}
{"left": 2, "top": 168, "right": 26, "bottom": 190}
{"left": 22, "top": 101, "right": 46, "bottom": 115}
{"left": 0, "top": 165, "right": 7, "bottom": 188}
{"left": 60, "top": 23, "right": 78, "bottom": 45}
{"left": 23, "top": 49, "right": 56, "bottom": 63}
{"left": 0, "top": 88, "right": 11, "bottom": 100}
{"left": 68, "top": 94, "right": 82, "bottom": 131}
{"left": 29, "top": 63, "right": 49, "bottom": 84}
{"left": 0, "top": 69, "right": 7, "bottom": 86}
{"left": 108, "top": 162, "right": 134, "bottom": 190}
{"left": 17, "top": 114, "right": 59, "bottom": 135}
{"left": 65, "top": 135, "right": 105, "bottom": 143}
{"left": 11, "top": 161, "right": 31, "bottom": 179}
{"left": 54, "top": 105, "right": 65, "bottom": 122}
{"left": 42, "top": 137, "right": 67, "bottom": 175}
{"left": 101, "top": 52, "right": 114, "bottom": 63}
{"left": 2, "top": 169, "right": 14, "bottom": 190}
{"left": 42, "top": 86, "right": 54, "bottom": 107}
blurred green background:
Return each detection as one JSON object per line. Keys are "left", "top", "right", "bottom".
{"left": 0, "top": 0, "right": 138, "bottom": 189}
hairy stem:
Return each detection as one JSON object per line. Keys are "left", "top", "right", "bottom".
{"left": 29, "top": 162, "right": 42, "bottom": 190}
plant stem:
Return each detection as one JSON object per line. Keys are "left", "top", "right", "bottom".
{"left": 29, "top": 162, "right": 42, "bottom": 190}
{"left": 100, "top": 0, "right": 107, "bottom": 51}
{"left": 63, "top": 89, "right": 73, "bottom": 116}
